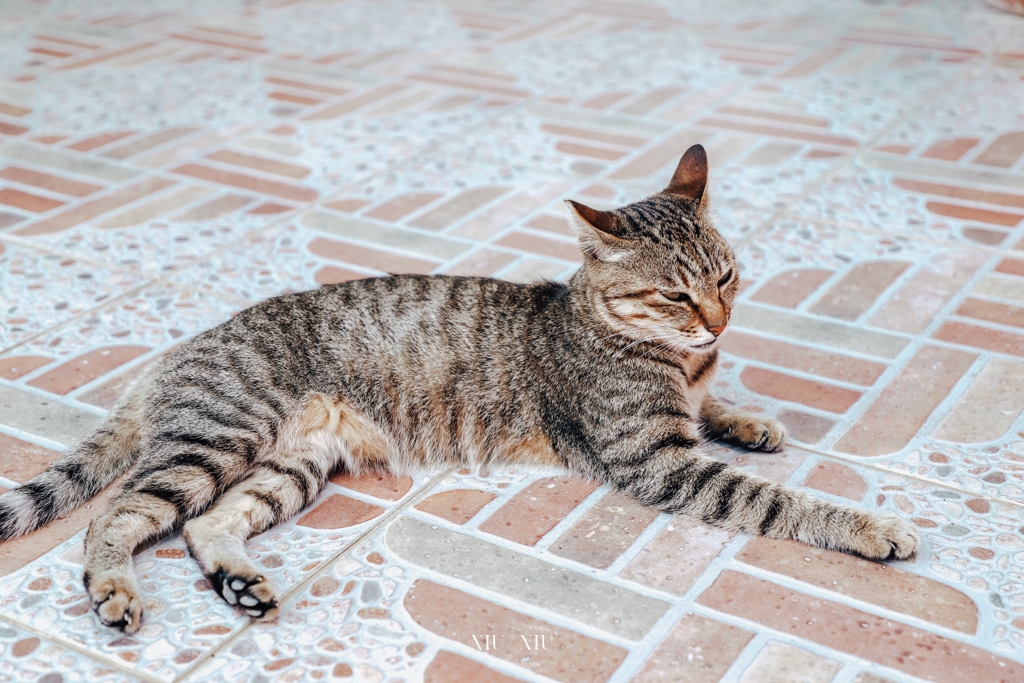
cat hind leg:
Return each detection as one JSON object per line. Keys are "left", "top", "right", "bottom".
{"left": 183, "top": 404, "right": 349, "bottom": 618}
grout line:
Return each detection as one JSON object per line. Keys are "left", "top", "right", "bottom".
{"left": 0, "top": 610, "right": 160, "bottom": 683}
{"left": 172, "top": 468, "right": 454, "bottom": 683}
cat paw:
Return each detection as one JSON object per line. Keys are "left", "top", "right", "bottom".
{"left": 722, "top": 415, "right": 787, "bottom": 452}
{"left": 849, "top": 514, "right": 920, "bottom": 561}
{"left": 85, "top": 571, "right": 144, "bottom": 633}
{"left": 210, "top": 568, "right": 278, "bottom": 619}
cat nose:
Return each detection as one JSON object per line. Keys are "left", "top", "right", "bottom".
{"left": 709, "top": 324, "right": 727, "bottom": 337}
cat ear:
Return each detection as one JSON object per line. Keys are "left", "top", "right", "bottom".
{"left": 665, "top": 143, "right": 708, "bottom": 200}
{"left": 565, "top": 199, "right": 630, "bottom": 262}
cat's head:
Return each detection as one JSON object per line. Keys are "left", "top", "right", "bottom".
{"left": 566, "top": 144, "right": 737, "bottom": 354}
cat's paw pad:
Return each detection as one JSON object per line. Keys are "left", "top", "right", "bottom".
{"left": 211, "top": 568, "right": 278, "bottom": 619}
{"left": 86, "top": 572, "right": 144, "bottom": 633}
{"left": 850, "top": 514, "right": 920, "bottom": 561}
{"left": 725, "top": 416, "right": 787, "bottom": 452}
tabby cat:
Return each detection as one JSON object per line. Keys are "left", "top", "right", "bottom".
{"left": 0, "top": 145, "right": 918, "bottom": 633}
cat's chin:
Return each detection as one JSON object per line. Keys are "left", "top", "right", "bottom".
{"left": 689, "top": 339, "right": 718, "bottom": 352}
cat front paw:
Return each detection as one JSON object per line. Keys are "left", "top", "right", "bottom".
{"left": 722, "top": 415, "right": 787, "bottom": 452}
{"left": 847, "top": 513, "right": 920, "bottom": 561}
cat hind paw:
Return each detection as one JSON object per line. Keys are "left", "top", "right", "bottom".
{"left": 210, "top": 568, "right": 278, "bottom": 619}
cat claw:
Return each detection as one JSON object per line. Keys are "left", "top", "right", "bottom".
{"left": 209, "top": 568, "right": 278, "bottom": 619}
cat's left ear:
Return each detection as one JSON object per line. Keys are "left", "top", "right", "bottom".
{"left": 665, "top": 144, "right": 708, "bottom": 201}
{"left": 565, "top": 199, "right": 631, "bottom": 262}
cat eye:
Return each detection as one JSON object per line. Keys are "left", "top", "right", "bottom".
{"left": 661, "top": 291, "right": 692, "bottom": 305}
{"left": 717, "top": 269, "right": 734, "bottom": 288}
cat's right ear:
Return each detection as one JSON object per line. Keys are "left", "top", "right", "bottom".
{"left": 565, "top": 199, "right": 630, "bottom": 262}
{"left": 665, "top": 144, "right": 708, "bottom": 200}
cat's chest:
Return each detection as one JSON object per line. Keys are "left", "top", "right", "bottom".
{"left": 672, "top": 352, "right": 718, "bottom": 409}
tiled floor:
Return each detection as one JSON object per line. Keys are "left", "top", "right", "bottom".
{"left": 1, "top": 0, "right": 1024, "bottom": 681}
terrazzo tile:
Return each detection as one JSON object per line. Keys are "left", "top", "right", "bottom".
{"left": 0, "top": 241, "right": 146, "bottom": 352}
{"left": 0, "top": 621, "right": 139, "bottom": 683}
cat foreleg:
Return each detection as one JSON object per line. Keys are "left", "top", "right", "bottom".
{"left": 609, "top": 442, "right": 918, "bottom": 561}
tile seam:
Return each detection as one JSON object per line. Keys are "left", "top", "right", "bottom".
{"left": 0, "top": 610, "right": 160, "bottom": 683}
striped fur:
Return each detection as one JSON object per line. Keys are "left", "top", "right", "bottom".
{"left": 0, "top": 145, "right": 917, "bottom": 633}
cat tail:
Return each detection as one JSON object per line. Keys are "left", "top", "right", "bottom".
{"left": 0, "top": 390, "right": 148, "bottom": 542}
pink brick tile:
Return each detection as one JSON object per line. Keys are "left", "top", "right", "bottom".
{"left": 314, "top": 264, "right": 367, "bottom": 285}
{"left": 307, "top": 236, "right": 437, "bottom": 274}
{"left": 424, "top": 651, "right": 523, "bottom": 682}
{"left": 892, "top": 179, "right": 1024, "bottom": 210}
{"left": 630, "top": 613, "right": 753, "bottom": 683}
{"left": 870, "top": 251, "right": 987, "bottom": 334}
{"left": 26, "top": 345, "right": 150, "bottom": 395}
{"left": 206, "top": 149, "right": 311, "bottom": 179}
{"left": 452, "top": 182, "right": 572, "bottom": 240}
{"left": 415, "top": 489, "right": 497, "bottom": 524}
{"left": 296, "top": 493, "right": 384, "bottom": 529}
{"left": 103, "top": 127, "right": 200, "bottom": 160}
{"left": 749, "top": 268, "right": 834, "bottom": 308}
{"left": 835, "top": 346, "right": 976, "bottom": 456}
{"left": 699, "top": 571, "right": 1023, "bottom": 683}
{"left": 934, "top": 320, "right": 1024, "bottom": 357}
{"left": 245, "top": 201, "right": 292, "bottom": 215}
{"left": 925, "top": 200, "right": 1023, "bottom": 227}
{"left": 172, "top": 193, "right": 253, "bottom": 220}
{"left": 329, "top": 472, "right": 413, "bottom": 501}
{"left": 540, "top": 123, "right": 648, "bottom": 147}
{"left": 0, "top": 433, "right": 59, "bottom": 484}
{"left": 14, "top": 177, "right": 176, "bottom": 236}
{"left": 0, "top": 355, "right": 51, "bottom": 380}
{"left": 405, "top": 579, "right": 627, "bottom": 683}
{"left": 920, "top": 138, "right": 980, "bottom": 161}
{"left": 364, "top": 192, "right": 442, "bottom": 221}
{"left": 776, "top": 409, "right": 835, "bottom": 445}
{"left": 171, "top": 163, "right": 318, "bottom": 203}
{"left": 721, "top": 331, "right": 886, "bottom": 386}
{"left": 807, "top": 261, "right": 909, "bottom": 321}
{"left": 736, "top": 536, "right": 979, "bottom": 632}
{"left": 972, "top": 131, "right": 1024, "bottom": 168}
{"left": 478, "top": 476, "right": 600, "bottom": 546}
{"left": 495, "top": 230, "right": 582, "bottom": 263}
{"left": 548, "top": 490, "right": 660, "bottom": 569}
{"left": 408, "top": 187, "right": 510, "bottom": 231}
{"left": 740, "top": 366, "right": 862, "bottom": 414}
{"left": 444, "top": 248, "right": 517, "bottom": 277}
{"left": 801, "top": 460, "right": 867, "bottom": 501}
{"left": 932, "top": 358, "right": 1024, "bottom": 443}
{"left": 738, "top": 642, "right": 840, "bottom": 683}
{"left": 0, "top": 188, "right": 64, "bottom": 213}
{"left": 620, "top": 520, "right": 734, "bottom": 596}
{"left": 65, "top": 130, "right": 135, "bottom": 152}
{"left": 0, "top": 166, "right": 102, "bottom": 197}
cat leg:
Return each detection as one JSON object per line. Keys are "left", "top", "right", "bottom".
{"left": 701, "top": 395, "right": 787, "bottom": 452}
{"left": 610, "top": 443, "right": 918, "bottom": 560}
{"left": 84, "top": 402, "right": 276, "bottom": 632}
{"left": 84, "top": 469, "right": 223, "bottom": 633}
{"left": 182, "top": 395, "right": 356, "bottom": 618}
{"left": 181, "top": 445, "right": 332, "bottom": 620}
